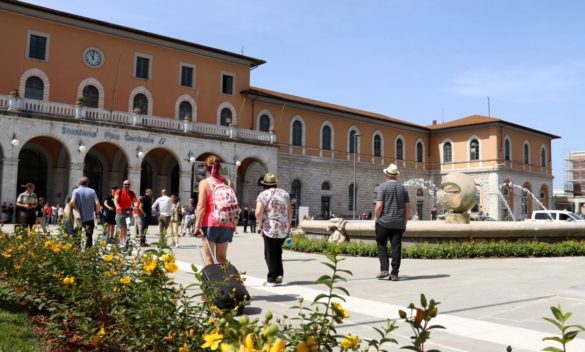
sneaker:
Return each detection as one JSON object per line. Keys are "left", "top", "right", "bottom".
{"left": 275, "top": 276, "right": 283, "bottom": 284}
{"left": 263, "top": 281, "right": 277, "bottom": 287}
{"left": 376, "top": 271, "right": 390, "bottom": 280}
{"left": 390, "top": 274, "right": 399, "bottom": 281}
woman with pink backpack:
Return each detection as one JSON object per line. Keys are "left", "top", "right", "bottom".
{"left": 194, "top": 155, "right": 240, "bottom": 265}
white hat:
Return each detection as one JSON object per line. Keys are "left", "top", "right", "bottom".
{"left": 383, "top": 163, "right": 400, "bottom": 176}
{"left": 260, "top": 173, "right": 278, "bottom": 186}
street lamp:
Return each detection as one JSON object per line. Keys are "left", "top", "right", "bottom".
{"left": 352, "top": 133, "right": 361, "bottom": 220}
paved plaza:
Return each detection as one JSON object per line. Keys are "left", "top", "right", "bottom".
{"left": 5, "top": 224, "right": 585, "bottom": 351}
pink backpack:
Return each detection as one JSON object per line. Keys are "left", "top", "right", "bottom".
{"left": 210, "top": 178, "right": 241, "bottom": 225}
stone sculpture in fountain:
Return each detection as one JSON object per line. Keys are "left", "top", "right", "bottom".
{"left": 436, "top": 172, "right": 477, "bottom": 224}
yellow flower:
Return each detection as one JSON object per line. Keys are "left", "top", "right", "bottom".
{"left": 244, "top": 333, "right": 255, "bottom": 350}
{"left": 220, "top": 343, "right": 236, "bottom": 352}
{"left": 63, "top": 243, "right": 73, "bottom": 250}
{"left": 340, "top": 334, "right": 360, "bottom": 350}
{"left": 269, "top": 339, "right": 286, "bottom": 352}
{"left": 179, "top": 343, "right": 190, "bottom": 352}
{"left": 201, "top": 329, "right": 224, "bottom": 350}
{"left": 331, "top": 302, "right": 349, "bottom": 319}
{"left": 91, "top": 326, "right": 106, "bottom": 346}
{"left": 51, "top": 243, "right": 62, "bottom": 253}
{"left": 63, "top": 276, "right": 76, "bottom": 286}
{"left": 185, "top": 329, "right": 196, "bottom": 338}
{"left": 103, "top": 254, "right": 113, "bottom": 262}
{"left": 164, "top": 261, "right": 178, "bottom": 273}
{"left": 44, "top": 240, "right": 53, "bottom": 248}
{"left": 143, "top": 257, "right": 157, "bottom": 275}
{"left": 13, "top": 263, "right": 22, "bottom": 271}
{"left": 161, "top": 253, "right": 175, "bottom": 263}
{"left": 1, "top": 250, "right": 12, "bottom": 258}
{"left": 294, "top": 342, "right": 308, "bottom": 352}
{"left": 119, "top": 276, "right": 132, "bottom": 285}
{"left": 305, "top": 336, "right": 317, "bottom": 352}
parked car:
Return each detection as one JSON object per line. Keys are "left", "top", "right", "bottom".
{"left": 479, "top": 215, "right": 496, "bottom": 221}
{"left": 531, "top": 210, "right": 585, "bottom": 222}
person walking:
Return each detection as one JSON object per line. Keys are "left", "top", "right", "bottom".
{"left": 181, "top": 198, "right": 196, "bottom": 236}
{"left": 194, "top": 155, "right": 239, "bottom": 265}
{"left": 103, "top": 186, "right": 118, "bottom": 242}
{"left": 69, "top": 177, "right": 101, "bottom": 248}
{"left": 255, "top": 173, "right": 292, "bottom": 287}
{"left": 242, "top": 206, "right": 250, "bottom": 233}
{"left": 138, "top": 189, "right": 153, "bottom": 246}
{"left": 170, "top": 195, "right": 182, "bottom": 247}
{"left": 152, "top": 189, "right": 172, "bottom": 244}
{"left": 114, "top": 180, "right": 136, "bottom": 247}
{"left": 375, "top": 163, "right": 410, "bottom": 281}
{"left": 16, "top": 183, "right": 38, "bottom": 229}
{"left": 249, "top": 211, "right": 256, "bottom": 234}
{"left": 8, "top": 203, "right": 15, "bottom": 224}
{"left": 35, "top": 197, "right": 48, "bottom": 233}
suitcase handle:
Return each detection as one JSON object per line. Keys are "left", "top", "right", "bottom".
{"left": 196, "top": 231, "right": 219, "bottom": 265}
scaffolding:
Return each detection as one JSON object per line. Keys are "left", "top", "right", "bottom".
{"left": 565, "top": 151, "right": 585, "bottom": 196}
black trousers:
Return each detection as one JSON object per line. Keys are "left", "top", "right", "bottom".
{"left": 375, "top": 222, "right": 403, "bottom": 275}
{"left": 263, "top": 234, "right": 286, "bottom": 283}
{"left": 81, "top": 220, "right": 95, "bottom": 248}
{"left": 250, "top": 220, "right": 256, "bottom": 233}
{"left": 243, "top": 219, "right": 249, "bottom": 232}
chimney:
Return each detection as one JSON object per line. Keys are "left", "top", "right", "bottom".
{"left": 432, "top": 120, "right": 437, "bottom": 125}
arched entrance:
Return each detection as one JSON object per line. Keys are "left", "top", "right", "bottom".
{"left": 84, "top": 142, "right": 129, "bottom": 202}
{"left": 140, "top": 148, "right": 180, "bottom": 197}
{"left": 238, "top": 157, "right": 268, "bottom": 208}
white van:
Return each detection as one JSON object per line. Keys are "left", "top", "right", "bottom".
{"left": 531, "top": 210, "right": 585, "bottom": 222}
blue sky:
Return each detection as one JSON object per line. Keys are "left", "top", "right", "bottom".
{"left": 23, "top": 0, "right": 585, "bottom": 189}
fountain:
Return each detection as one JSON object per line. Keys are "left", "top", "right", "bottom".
{"left": 301, "top": 172, "right": 585, "bottom": 243}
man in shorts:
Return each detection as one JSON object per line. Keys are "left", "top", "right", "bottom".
{"left": 114, "top": 180, "right": 136, "bottom": 247}
{"left": 70, "top": 176, "right": 101, "bottom": 248}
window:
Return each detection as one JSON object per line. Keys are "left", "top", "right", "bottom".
{"left": 133, "top": 93, "right": 148, "bottom": 115}
{"left": 135, "top": 56, "right": 150, "bottom": 79}
{"left": 523, "top": 143, "right": 529, "bottom": 164}
{"left": 291, "top": 180, "right": 302, "bottom": 225}
{"left": 321, "top": 196, "right": 331, "bottom": 219}
{"left": 220, "top": 108, "right": 232, "bottom": 126}
{"left": 504, "top": 139, "right": 511, "bottom": 161}
{"left": 349, "top": 130, "right": 357, "bottom": 154}
{"left": 443, "top": 142, "right": 452, "bottom": 163}
{"left": 24, "top": 77, "right": 44, "bottom": 100}
{"left": 322, "top": 125, "right": 331, "bottom": 150}
{"left": 82, "top": 85, "right": 99, "bottom": 108}
{"left": 222, "top": 74, "right": 234, "bottom": 95}
{"left": 416, "top": 142, "right": 423, "bottom": 162}
{"left": 258, "top": 114, "right": 271, "bottom": 132}
{"left": 292, "top": 120, "right": 302, "bottom": 146}
{"left": 374, "top": 135, "right": 381, "bottom": 157}
{"left": 416, "top": 189, "right": 424, "bottom": 197}
{"left": 521, "top": 190, "right": 529, "bottom": 218}
{"left": 348, "top": 183, "right": 356, "bottom": 211}
{"left": 179, "top": 101, "right": 192, "bottom": 120}
{"left": 541, "top": 148, "right": 546, "bottom": 167}
{"left": 470, "top": 139, "right": 479, "bottom": 160}
{"left": 396, "top": 138, "right": 403, "bottom": 160}
{"left": 28, "top": 34, "right": 47, "bottom": 60}
{"left": 321, "top": 181, "right": 331, "bottom": 190}
{"left": 180, "top": 65, "right": 194, "bottom": 87}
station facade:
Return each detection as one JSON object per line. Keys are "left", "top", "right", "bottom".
{"left": 0, "top": 1, "right": 559, "bottom": 222}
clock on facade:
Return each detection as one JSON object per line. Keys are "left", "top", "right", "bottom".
{"left": 83, "top": 47, "right": 104, "bottom": 68}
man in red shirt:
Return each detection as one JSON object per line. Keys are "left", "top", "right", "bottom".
{"left": 114, "top": 180, "right": 136, "bottom": 247}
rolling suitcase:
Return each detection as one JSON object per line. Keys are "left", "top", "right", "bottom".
{"left": 198, "top": 237, "right": 250, "bottom": 313}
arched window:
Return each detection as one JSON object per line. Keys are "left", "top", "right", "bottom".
{"left": 470, "top": 139, "right": 479, "bottom": 160}
{"left": 443, "top": 142, "right": 452, "bottom": 163}
{"left": 349, "top": 130, "right": 358, "bottom": 154}
{"left": 321, "top": 181, "right": 331, "bottom": 190}
{"left": 178, "top": 101, "right": 192, "bottom": 120}
{"left": 502, "top": 187, "right": 511, "bottom": 221}
{"left": 292, "top": 120, "right": 303, "bottom": 146}
{"left": 374, "top": 135, "right": 381, "bottom": 157}
{"left": 220, "top": 108, "right": 232, "bottom": 126}
{"left": 24, "top": 76, "right": 44, "bottom": 100}
{"left": 322, "top": 125, "right": 331, "bottom": 150}
{"left": 523, "top": 143, "right": 530, "bottom": 164}
{"left": 291, "top": 180, "right": 301, "bottom": 204}
{"left": 521, "top": 190, "right": 529, "bottom": 218}
{"left": 396, "top": 138, "right": 403, "bottom": 160}
{"left": 133, "top": 93, "right": 148, "bottom": 115}
{"left": 504, "top": 139, "right": 511, "bottom": 161}
{"left": 82, "top": 85, "right": 99, "bottom": 108}
{"left": 540, "top": 147, "right": 546, "bottom": 167}
{"left": 416, "top": 142, "right": 423, "bottom": 163}
{"left": 348, "top": 183, "right": 356, "bottom": 211}
{"left": 259, "top": 114, "right": 270, "bottom": 132}
{"left": 416, "top": 189, "right": 424, "bottom": 197}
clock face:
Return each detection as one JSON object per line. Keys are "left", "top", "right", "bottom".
{"left": 83, "top": 48, "right": 103, "bottom": 68}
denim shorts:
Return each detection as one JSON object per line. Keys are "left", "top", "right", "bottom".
{"left": 203, "top": 227, "right": 233, "bottom": 244}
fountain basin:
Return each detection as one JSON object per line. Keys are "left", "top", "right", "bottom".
{"left": 301, "top": 220, "right": 585, "bottom": 243}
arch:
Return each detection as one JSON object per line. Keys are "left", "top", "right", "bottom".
{"left": 216, "top": 101, "right": 237, "bottom": 126}
{"left": 83, "top": 153, "right": 104, "bottom": 198}
{"left": 395, "top": 135, "right": 404, "bottom": 160}
{"left": 24, "top": 77, "right": 44, "bottom": 100}
{"left": 539, "top": 184, "right": 549, "bottom": 209}
{"left": 320, "top": 121, "right": 334, "bottom": 151}
{"left": 523, "top": 140, "right": 531, "bottom": 164}
{"left": 321, "top": 181, "right": 331, "bottom": 190}
{"left": 348, "top": 127, "right": 361, "bottom": 155}
{"left": 415, "top": 138, "right": 425, "bottom": 163}
{"left": 372, "top": 130, "right": 384, "bottom": 158}
{"left": 290, "top": 115, "right": 305, "bottom": 147}
{"left": 175, "top": 94, "right": 198, "bottom": 121}
{"left": 468, "top": 136, "right": 481, "bottom": 161}
{"left": 540, "top": 145, "right": 547, "bottom": 167}
{"left": 256, "top": 109, "right": 274, "bottom": 132}
{"left": 503, "top": 135, "right": 512, "bottom": 161}
{"left": 521, "top": 182, "right": 532, "bottom": 219}
{"left": 416, "top": 188, "right": 424, "bottom": 197}
{"left": 19, "top": 68, "right": 50, "bottom": 101}
{"left": 501, "top": 181, "right": 514, "bottom": 221}
{"left": 128, "top": 86, "right": 153, "bottom": 115}
{"left": 441, "top": 139, "right": 454, "bottom": 163}
{"left": 77, "top": 77, "right": 105, "bottom": 109}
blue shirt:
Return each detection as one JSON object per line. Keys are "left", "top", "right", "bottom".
{"left": 71, "top": 186, "right": 99, "bottom": 222}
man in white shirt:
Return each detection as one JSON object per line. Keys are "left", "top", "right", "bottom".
{"left": 152, "top": 189, "right": 172, "bottom": 242}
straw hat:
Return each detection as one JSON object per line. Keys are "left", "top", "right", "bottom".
{"left": 260, "top": 173, "right": 278, "bottom": 186}
{"left": 382, "top": 163, "right": 400, "bottom": 176}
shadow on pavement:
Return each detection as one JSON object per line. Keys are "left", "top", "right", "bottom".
{"left": 284, "top": 280, "right": 316, "bottom": 286}
{"left": 397, "top": 274, "right": 450, "bottom": 281}
{"left": 283, "top": 258, "right": 317, "bottom": 262}
{"left": 251, "top": 294, "right": 299, "bottom": 303}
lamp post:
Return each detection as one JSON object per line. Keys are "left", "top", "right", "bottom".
{"left": 352, "top": 134, "right": 361, "bottom": 220}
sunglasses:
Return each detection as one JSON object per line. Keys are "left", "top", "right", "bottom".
{"left": 123, "top": 184, "right": 130, "bottom": 186}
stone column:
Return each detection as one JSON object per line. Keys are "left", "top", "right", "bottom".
{"left": 68, "top": 162, "right": 85, "bottom": 197}
{"left": 127, "top": 167, "right": 141, "bottom": 196}
{"left": 179, "top": 170, "right": 192, "bottom": 201}
{"left": 0, "top": 157, "right": 19, "bottom": 204}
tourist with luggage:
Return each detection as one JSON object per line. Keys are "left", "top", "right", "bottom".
{"left": 255, "top": 173, "right": 292, "bottom": 287}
